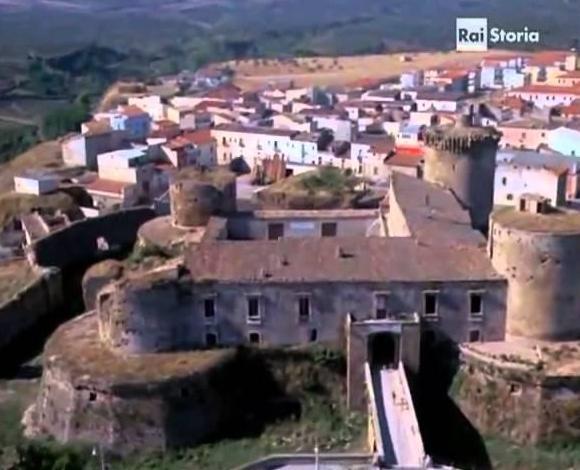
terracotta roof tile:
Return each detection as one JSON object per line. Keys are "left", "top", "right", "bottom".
{"left": 185, "top": 236, "right": 500, "bottom": 284}
{"left": 120, "top": 105, "right": 147, "bottom": 117}
{"left": 85, "top": 179, "right": 131, "bottom": 196}
{"left": 182, "top": 129, "right": 215, "bottom": 146}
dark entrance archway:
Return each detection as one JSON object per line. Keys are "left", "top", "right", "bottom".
{"left": 368, "top": 332, "right": 399, "bottom": 368}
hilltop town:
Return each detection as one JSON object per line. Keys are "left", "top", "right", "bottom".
{"left": 2, "top": 48, "right": 580, "bottom": 469}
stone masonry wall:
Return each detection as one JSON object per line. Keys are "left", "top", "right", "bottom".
{"left": 0, "top": 267, "right": 62, "bottom": 352}
{"left": 452, "top": 350, "right": 580, "bottom": 445}
{"left": 29, "top": 207, "right": 156, "bottom": 269}
{"left": 423, "top": 139, "right": 497, "bottom": 230}
{"left": 98, "top": 274, "right": 506, "bottom": 355}
{"left": 489, "top": 220, "right": 580, "bottom": 340}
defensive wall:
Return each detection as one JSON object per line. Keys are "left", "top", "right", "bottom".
{"left": 0, "top": 266, "right": 62, "bottom": 354}
{"left": 28, "top": 207, "right": 156, "bottom": 268}
{"left": 453, "top": 341, "right": 580, "bottom": 446}
{"left": 489, "top": 207, "right": 580, "bottom": 340}
{"left": 423, "top": 124, "right": 500, "bottom": 231}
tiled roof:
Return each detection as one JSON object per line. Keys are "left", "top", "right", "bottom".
{"left": 200, "top": 84, "right": 241, "bottom": 101}
{"left": 557, "top": 71, "right": 580, "bottom": 79}
{"left": 416, "top": 91, "right": 471, "bottom": 102}
{"left": 193, "top": 100, "right": 231, "bottom": 111}
{"left": 154, "top": 119, "right": 178, "bottom": 128}
{"left": 120, "top": 105, "right": 147, "bottom": 117}
{"left": 437, "top": 70, "right": 470, "bottom": 79}
{"left": 385, "top": 146, "right": 425, "bottom": 167}
{"left": 510, "top": 85, "right": 580, "bottom": 95}
{"left": 213, "top": 123, "right": 298, "bottom": 137}
{"left": 389, "top": 172, "right": 486, "bottom": 248}
{"left": 83, "top": 120, "right": 112, "bottom": 136}
{"left": 527, "top": 51, "right": 570, "bottom": 67}
{"left": 165, "top": 136, "right": 193, "bottom": 150}
{"left": 85, "top": 178, "right": 131, "bottom": 196}
{"left": 185, "top": 236, "right": 500, "bottom": 284}
{"left": 182, "top": 129, "right": 215, "bottom": 146}
{"left": 561, "top": 100, "right": 580, "bottom": 116}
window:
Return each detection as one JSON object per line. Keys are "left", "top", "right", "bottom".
{"left": 249, "top": 331, "right": 261, "bottom": 344}
{"left": 375, "top": 293, "right": 389, "bottom": 319}
{"left": 247, "top": 296, "right": 261, "bottom": 323}
{"left": 469, "top": 292, "right": 483, "bottom": 317}
{"left": 205, "top": 332, "right": 218, "bottom": 347}
{"left": 321, "top": 222, "right": 337, "bottom": 237}
{"left": 423, "top": 291, "right": 438, "bottom": 317}
{"left": 268, "top": 223, "right": 284, "bottom": 240}
{"left": 469, "top": 329, "right": 481, "bottom": 342}
{"left": 309, "top": 329, "right": 318, "bottom": 342}
{"left": 298, "top": 296, "right": 311, "bottom": 323}
{"left": 507, "top": 193, "right": 513, "bottom": 201}
{"left": 509, "top": 383, "right": 522, "bottom": 396}
{"left": 89, "top": 392, "right": 97, "bottom": 402}
{"left": 204, "top": 297, "right": 216, "bottom": 322}
{"left": 502, "top": 177, "right": 507, "bottom": 186}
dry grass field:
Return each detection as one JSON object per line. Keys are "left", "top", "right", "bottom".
{"left": 228, "top": 50, "right": 517, "bottom": 90}
{"left": 0, "top": 141, "right": 62, "bottom": 194}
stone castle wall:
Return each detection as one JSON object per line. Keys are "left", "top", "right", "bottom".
{"left": 0, "top": 266, "right": 62, "bottom": 352}
{"left": 29, "top": 207, "right": 156, "bottom": 269}
{"left": 423, "top": 137, "right": 498, "bottom": 231}
{"left": 97, "top": 265, "right": 507, "bottom": 356}
{"left": 98, "top": 270, "right": 198, "bottom": 354}
{"left": 489, "top": 219, "right": 580, "bottom": 340}
{"left": 169, "top": 168, "right": 237, "bottom": 228}
{"left": 170, "top": 181, "right": 224, "bottom": 227}
{"left": 453, "top": 348, "right": 580, "bottom": 445}
{"left": 25, "top": 314, "right": 236, "bottom": 453}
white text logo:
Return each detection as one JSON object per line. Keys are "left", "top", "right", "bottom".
{"left": 456, "top": 18, "right": 540, "bottom": 51}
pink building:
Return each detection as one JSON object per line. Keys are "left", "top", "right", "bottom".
{"left": 498, "top": 120, "right": 557, "bottom": 150}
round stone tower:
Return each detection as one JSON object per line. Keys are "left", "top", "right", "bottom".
{"left": 424, "top": 119, "right": 501, "bottom": 231}
{"left": 489, "top": 199, "right": 580, "bottom": 340}
{"left": 169, "top": 167, "right": 237, "bottom": 227}
{"left": 98, "top": 265, "right": 195, "bottom": 353}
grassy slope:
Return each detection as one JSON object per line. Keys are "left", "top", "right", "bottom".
{"left": 0, "top": 140, "right": 61, "bottom": 193}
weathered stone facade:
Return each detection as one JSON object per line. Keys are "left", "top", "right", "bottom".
{"left": 453, "top": 344, "right": 580, "bottom": 445}
{"left": 489, "top": 207, "right": 580, "bottom": 340}
{"left": 24, "top": 313, "right": 241, "bottom": 453}
{"left": 97, "top": 263, "right": 506, "bottom": 356}
{"left": 424, "top": 124, "right": 501, "bottom": 231}
{"left": 28, "top": 207, "right": 156, "bottom": 269}
{"left": 169, "top": 167, "right": 236, "bottom": 228}
{"left": 0, "top": 266, "right": 62, "bottom": 352}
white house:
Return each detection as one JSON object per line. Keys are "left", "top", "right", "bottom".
{"left": 496, "top": 149, "right": 578, "bottom": 203}
{"left": 495, "top": 162, "right": 567, "bottom": 207}
{"left": 211, "top": 124, "right": 298, "bottom": 169}
{"left": 14, "top": 170, "right": 59, "bottom": 196}
{"left": 548, "top": 124, "right": 580, "bottom": 157}
{"left": 361, "top": 89, "right": 399, "bottom": 103}
{"left": 507, "top": 85, "right": 580, "bottom": 109}
{"left": 271, "top": 114, "right": 314, "bottom": 133}
{"left": 415, "top": 92, "right": 469, "bottom": 112}
{"left": 128, "top": 95, "right": 165, "bottom": 121}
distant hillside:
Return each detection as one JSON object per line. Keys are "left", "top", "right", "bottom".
{"left": 0, "top": 0, "right": 578, "bottom": 63}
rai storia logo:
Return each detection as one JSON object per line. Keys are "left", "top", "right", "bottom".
{"left": 456, "top": 17, "right": 541, "bottom": 52}
{"left": 456, "top": 18, "right": 488, "bottom": 52}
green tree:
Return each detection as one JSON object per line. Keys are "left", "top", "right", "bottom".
{"left": 41, "top": 104, "right": 90, "bottom": 140}
{"left": 9, "top": 442, "right": 88, "bottom": 470}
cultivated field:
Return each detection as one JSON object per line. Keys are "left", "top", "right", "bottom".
{"left": 228, "top": 50, "right": 517, "bottom": 91}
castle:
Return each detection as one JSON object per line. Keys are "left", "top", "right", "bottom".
{"left": 22, "top": 121, "right": 580, "bottom": 456}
